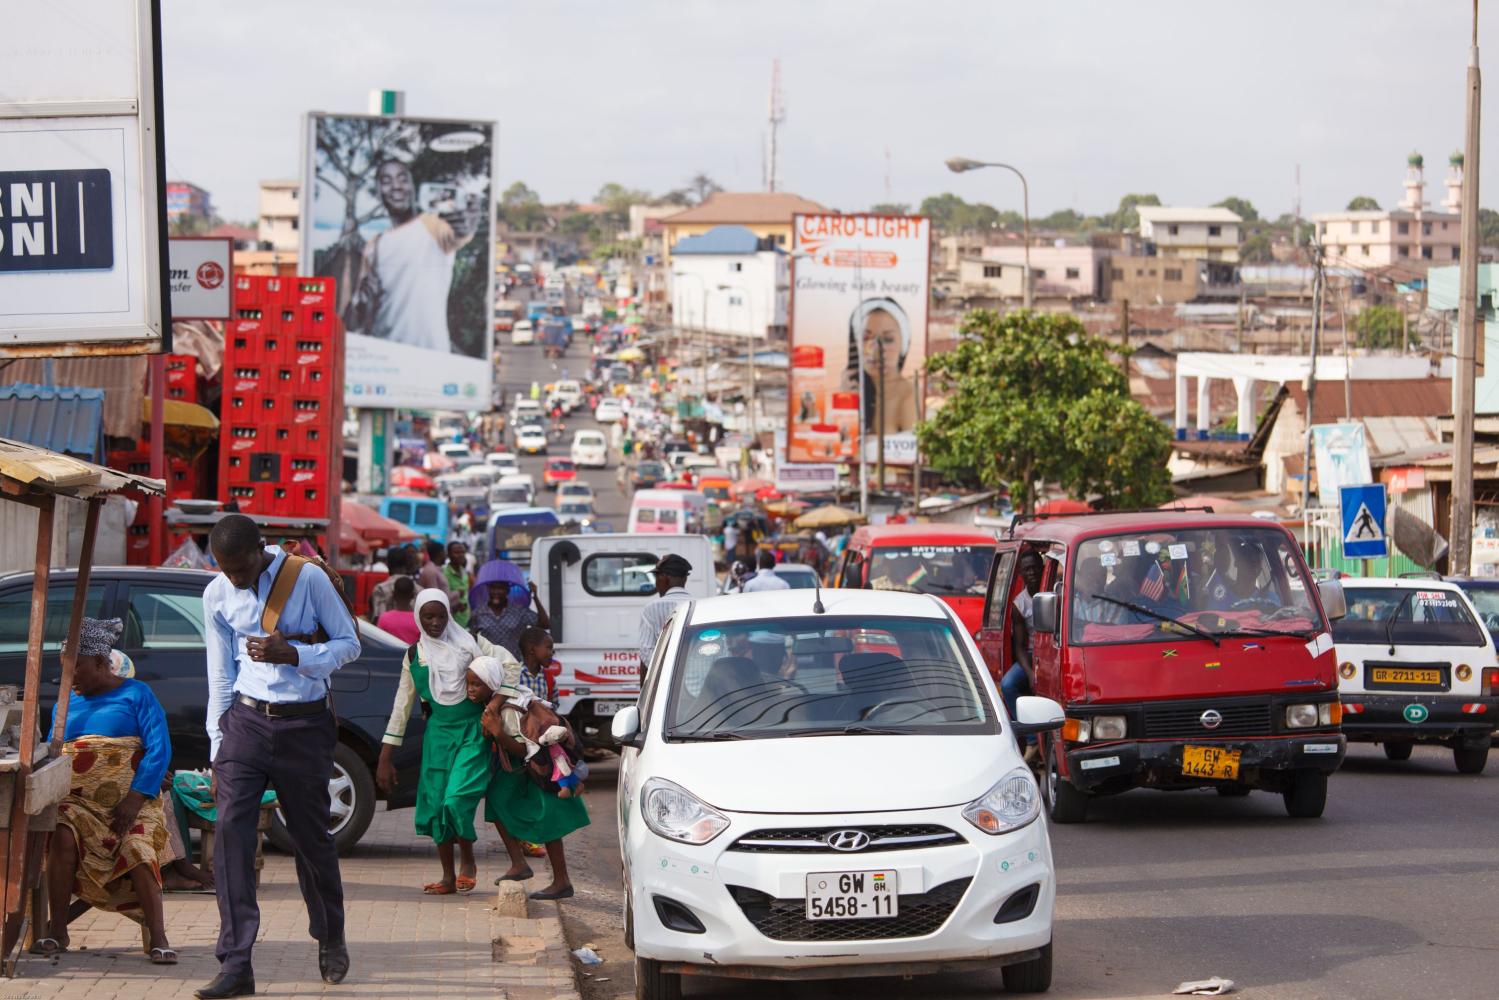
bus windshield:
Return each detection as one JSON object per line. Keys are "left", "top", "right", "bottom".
{"left": 868, "top": 545, "right": 994, "bottom": 597}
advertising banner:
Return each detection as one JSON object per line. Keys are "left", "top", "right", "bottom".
{"left": 168, "top": 237, "right": 232, "bottom": 320}
{"left": 788, "top": 213, "right": 930, "bottom": 464}
{"left": 775, "top": 462, "right": 839, "bottom": 493}
{"left": 1311, "top": 422, "right": 1372, "bottom": 508}
{"left": 0, "top": 0, "right": 169, "bottom": 356}
{"left": 301, "top": 112, "right": 495, "bottom": 410}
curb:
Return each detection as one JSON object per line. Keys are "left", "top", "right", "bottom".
{"left": 491, "top": 882, "right": 585, "bottom": 1000}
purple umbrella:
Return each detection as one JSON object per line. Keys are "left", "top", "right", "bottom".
{"left": 470, "top": 558, "right": 526, "bottom": 610}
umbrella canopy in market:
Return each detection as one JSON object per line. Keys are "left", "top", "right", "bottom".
{"left": 469, "top": 558, "right": 527, "bottom": 610}
{"left": 764, "top": 498, "right": 809, "bottom": 517}
{"left": 794, "top": 504, "right": 867, "bottom": 530}
{"left": 140, "top": 396, "right": 220, "bottom": 461}
{"left": 732, "top": 476, "right": 772, "bottom": 497}
{"left": 616, "top": 347, "right": 645, "bottom": 362}
{"left": 341, "top": 498, "right": 420, "bottom": 547}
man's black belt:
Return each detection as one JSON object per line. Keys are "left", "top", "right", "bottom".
{"left": 237, "top": 694, "right": 330, "bottom": 718}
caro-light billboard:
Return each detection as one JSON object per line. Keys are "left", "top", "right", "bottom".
{"left": 301, "top": 112, "right": 495, "bottom": 410}
{"left": 788, "top": 213, "right": 930, "bottom": 465}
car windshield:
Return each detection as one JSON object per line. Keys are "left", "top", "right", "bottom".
{"left": 637, "top": 462, "right": 666, "bottom": 477}
{"left": 549, "top": 460, "right": 575, "bottom": 471}
{"left": 1333, "top": 586, "right": 1487, "bottom": 647}
{"left": 1068, "top": 527, "right": 1322, "bottom": 645}
{"left": 777, "top": 569, "right": 819, "bottom": 589}
{"left": 664, "top": 615, "right": 996, "bottom": 739}
{"left": 491, "top": 486, "right": 529, "bottom": 505}
{"left": 869, "top": 544, "right": 993, "bottom": 596}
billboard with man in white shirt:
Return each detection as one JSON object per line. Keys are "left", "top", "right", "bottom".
{"left": 301, "top": 112, "right": 495, "bottom": 409}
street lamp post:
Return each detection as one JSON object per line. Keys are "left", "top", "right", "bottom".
{"left": 946, "top": 156, "right": 1032, "bottom": 310}
{"left": 717, "top": 283, "right": 757, "bottom": 443}
{"left": 672, "top": 271, "right": 708, "bottom": 401}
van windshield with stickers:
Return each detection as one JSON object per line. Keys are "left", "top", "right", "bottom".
{"left": 1332, "top": 586, "right": 1487, "bottom": 647}
{"left": 1068, "top": 527, "right": 1323, "bottom": 646}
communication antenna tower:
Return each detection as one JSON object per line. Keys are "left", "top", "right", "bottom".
{"left": 765, "top": 59, "right": 786, "bottom": 192}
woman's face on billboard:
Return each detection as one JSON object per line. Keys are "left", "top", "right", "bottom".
{"left": 861, "top": 308, "right": 903, "bottom": 377}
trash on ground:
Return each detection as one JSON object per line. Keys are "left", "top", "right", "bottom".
{"left": 572, "top": 946, "right": 603, "bottom": 965}
{"left": 1174, "top": 977, "right": 1236, "bottom": 996}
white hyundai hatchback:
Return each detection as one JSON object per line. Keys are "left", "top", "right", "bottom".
{"left": 612, "top": 589, "right": 1065, "bottom": 999}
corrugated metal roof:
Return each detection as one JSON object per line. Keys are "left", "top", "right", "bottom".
{"left": 0, "top": 436, "right": 163, "bottom": 498}
{"left": 0, "top": 356, "right": 146, "bottom": 438}
{"left": 672, "top": 225, "right": 764, "bottom": 255}
{"left": 662, "top": 192, "right": 829, "bottom": 226}
{"left": 1286, "top": 378, "right": 1449, "bottom": 421}
{"left": 0, "top": 384, "right": 103, "bottom": 459}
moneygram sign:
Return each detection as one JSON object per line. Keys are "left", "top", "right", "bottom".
{"left": 0, "top": 0, "right": 171, "bottom": 357}
{"left": 168, "top": 237, "right": 233, "bottom": 320}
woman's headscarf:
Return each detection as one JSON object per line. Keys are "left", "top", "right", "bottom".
{"left": 415, "top": 588, "right": 480, "bottom": 706}
{"left": 78, "top": 617, "right": 124, "bottom": 658}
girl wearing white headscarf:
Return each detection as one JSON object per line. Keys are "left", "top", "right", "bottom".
{"left": 377, "top": 588, "right": 516, "bottom": 894}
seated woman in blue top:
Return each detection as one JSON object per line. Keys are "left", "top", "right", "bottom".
{"left": 36, "top": 618, "right": 176, "bottom": 964}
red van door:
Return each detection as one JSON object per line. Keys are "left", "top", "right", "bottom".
{"left": 976, "top": 541, "right": 1020, "bottom": 680}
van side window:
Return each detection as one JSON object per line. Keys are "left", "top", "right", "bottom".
{"left": 583, "top": 554, "right": 661, "bottom": 596}
{"left": 984, "top": 551, "right": 1017, "bottom": 629}
{"left": 840, "top": 552, "right": 864, "bottom": 587}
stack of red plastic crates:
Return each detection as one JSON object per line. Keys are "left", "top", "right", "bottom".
{"left": 114, "top": 443, "right": 203, "bottom": 565}
{"left": 218, "top": 275, "right": 340, "bottom": 521}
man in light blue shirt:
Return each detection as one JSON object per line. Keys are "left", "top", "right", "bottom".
{"left": 741, "top": 550, "right": 791, "bottom": 593}
{"left": 197, "top": 515, "right": 359, "bottom": 999}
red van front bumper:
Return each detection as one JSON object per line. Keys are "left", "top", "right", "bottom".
{"left": 1064, "top": 734, "right": 1346, "bottom": 794}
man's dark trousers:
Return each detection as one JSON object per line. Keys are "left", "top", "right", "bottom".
{"left": 213, "top": 700, "right": 345, "bottom": 976}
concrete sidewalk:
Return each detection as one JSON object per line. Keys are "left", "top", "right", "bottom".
{"left": 11, "top": 807, "right": 583, "bottom": 999}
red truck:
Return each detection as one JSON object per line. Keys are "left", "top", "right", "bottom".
{"left": 977, "top": 510, "right": 1348, "bottom": 822}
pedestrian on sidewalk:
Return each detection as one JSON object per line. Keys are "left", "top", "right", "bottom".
{"left": 199, "top": 515, "right": 359, "bottom": 998}
{"left": 443, "top": 541, "right": 474, "bottom": 628}
{"left": 465, "top": 656, "right": 589, "bottom": 901}
{"left": 35, "top": 618, "right": 176, "bottom": 963}
{"left": 638, "top": 554, "right": 693, "bottom": 674}
{"left": 375, "top": 576, "right": 422, "bottom": 645}
{"left": 471, "top": 579, "right": 549, "bottom": 661}
{"left": 377, "top": 589, "right": 514, "bottom": 895}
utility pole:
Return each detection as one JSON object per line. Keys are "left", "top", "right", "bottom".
{"left": 913, "top": 370, "right": 925, "bottom": 509}
{"left": 1301, "top": 240, "right": 1325, "bottom": 556}
{"left": 1121, "top": 299, "right": 1131, "bottom": 351}
{"left": 876, "top": 338, "right": 887, "bottom": 491}
{"left": 1451, "top": 0, "right": 1482, "bottom": 575}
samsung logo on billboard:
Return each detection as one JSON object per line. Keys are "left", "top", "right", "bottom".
{"left": 0, "top": 169, "right": 114, "bottom": 272}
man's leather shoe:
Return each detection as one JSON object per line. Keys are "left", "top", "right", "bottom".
{"left": 319, "top": 940, "right": 350, "bottom": 984}
{"left": 194, "top": 972, "right": 255, "bottom": 999}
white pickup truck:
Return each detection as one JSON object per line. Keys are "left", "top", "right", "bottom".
{"left": 533, "top": 533, "right": 715, "bottom": 746}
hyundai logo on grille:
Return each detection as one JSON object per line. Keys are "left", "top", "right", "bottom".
{"left": 1199, "top": 709, "right": 1224, "bottom": 730}
{"left": 825, "top": 830, "right": 871, "bottom": 852}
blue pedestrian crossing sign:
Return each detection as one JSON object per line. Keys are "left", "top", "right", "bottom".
{"left": 1340, "top": 483, "right": 1388, "bottom": 559}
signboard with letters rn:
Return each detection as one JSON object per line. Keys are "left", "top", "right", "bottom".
{"left": 0, "top": 0, "right": 170, "bottom": 357}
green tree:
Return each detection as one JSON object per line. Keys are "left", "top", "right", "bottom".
{"left": 1108, "top": 193, "right": 1161, "bottom": 232}
{"left": 1238, "top": 229, "right": 1275, "bottom": 263}
{"left": 1479, "top": 207, "right": 1499, "bottom": 246}
{"left": 498, "top": 181, "right": 545, "bottom": 230}
{"left": 1214, "top": 196, "right": 1258, "bottom": 222}
{"left": 1346, "top": 195, "right": 1382, "bottom": 211}
{"left": 1036, "top": 208, "right": 1085, "bottom": 231}
{"left": 1353, "top": 304, "right": 1413, "bottom": 349}
{"left": 919, "top": 192, "right": 1000, "bottom": 232}
{"left": 869, "top": 202, "right": 912, "bottom": 216}
{"left": 917, "top": 310, "right": 1172, "bottom": 513}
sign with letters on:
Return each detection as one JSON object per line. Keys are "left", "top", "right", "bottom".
{"left": 0, "top": 0, "right": 170, "bottom": 357}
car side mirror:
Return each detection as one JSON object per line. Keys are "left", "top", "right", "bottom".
{"left": 1317, "top": 579, "right": 1347, "bottom": 621}
{"left": 1032, "top": 592, "right": 1060, "bottom": 635}
{"left": 1012, "top": 695, "right": 1066, "bottom": 736}
{"left": 610, "top": 705, "right": 643, "bottom": 749}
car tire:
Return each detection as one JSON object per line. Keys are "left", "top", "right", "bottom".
{"left": 1215, "top": 783, "right": 1252, "bottom": 797}
{"left": 1453, "top": 741, "right": 1489, "bottom": 774}
{"left": 1044, "top": 741, "right": 1088, "bottom": 824}
{"left": 267, "top": 741, "right": 376, "bottom": 855}
{"left": 1001, "top": 940, "right": 1053, "bottom": 993}
{"left": 634, "top": 956, "right": 681, "bottom": 1000}
{"left": 1280, "top": 769, "right": 1328, "bottom": 819}
{"left": 1383, "top": 742, "right": 1414, "bottom": 761}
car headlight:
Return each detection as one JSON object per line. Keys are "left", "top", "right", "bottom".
{"left": 1285, "top": 704, "right": 1319, "bottom": 729}
{"left": 640, "top": 778, "right": 730, "bottom": 845}
{"left": 962, "top": 766, "right": 1041, "bottom": 835}
{"left": 1091, "top": 715, "right": 1127, "bottom": 741}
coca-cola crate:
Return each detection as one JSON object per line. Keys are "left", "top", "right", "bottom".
{"left": 165, "top": 354, "right": 198, "bottom": 402}
{"left": 289, "top": 484, "right": 325, "bottom": 519}
{"left": 295, "top": 424, "right": 326, "bottom": 452}
{"left": 126, "top": 523, "right": 152, "bottom": 565}
{"left": 224, "top": 390, "right": 260, "bottom": 419}
{"left": 223, "top": 424, "right": 264, "bottom": 455}
{"left": 225, "top": 363, "right": 267, "bottom": 395}
{"left": 293, "top": 278, "right": 335, "bottom": 311}
{"left": 222, "top": 451, "right": 252, "bottom": 485}
{"left": 232, "top": 274, "right": 265, "bottom": 308}
{"left": 224, "top": 483, "right": 273, "bottom": 515}
{"left": 290, "top": 395, "right": 330, "bottom": 427}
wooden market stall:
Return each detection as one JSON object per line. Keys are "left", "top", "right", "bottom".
{"left": 0, "top": 437, "right": 164, "bottom": 973}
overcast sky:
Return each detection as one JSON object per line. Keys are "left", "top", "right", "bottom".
{"left": 163, "top": 0, "right": 1495, "bottom": 224}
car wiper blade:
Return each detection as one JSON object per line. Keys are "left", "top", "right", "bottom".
{"left": 1385, "top": 590, "right": 1415, "bottom": 655}
{"left": 790, "top": 725, "right": 904, "bottom": 737}
{"left": 1090, "top": 593, "right": 1221, "bottom": 647}
{"left": 1212, "top": 626, "right": 1317, "bottom": 639}
{"left": 667, "top": 730, "right": 746, "bottom": 742}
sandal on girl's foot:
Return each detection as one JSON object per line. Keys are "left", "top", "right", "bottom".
{"left": 149, "top": 947, "right": 179, "bottom": 965}
{"left": 29, "top": 938, "right": 65, "bottom": 956}
{"left": 494, "top": 867, "right": 534, "bottom": 884}
{"left": 455, "top": 876, "right": 476, "bottom": 894}
{"left": 422, "top": 881, "right": 456, "bottom": 895}
{"left": 528, "top": 885, "right": 575, "bottom": 901}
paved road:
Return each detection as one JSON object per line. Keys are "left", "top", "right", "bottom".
{"left": 557, "top": 745, "right": 1499, "bottom": 1000}
{"left": 490, "top": 311, "right": 1499, "bottom": 1000}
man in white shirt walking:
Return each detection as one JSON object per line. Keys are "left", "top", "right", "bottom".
{"left": 638, "top": 554, "right": 693, "bottom": 675}
{"left": 740, "top": 550, "right": 790, "bottom": 593}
